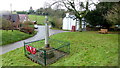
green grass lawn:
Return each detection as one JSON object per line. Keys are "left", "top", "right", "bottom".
{"left": 0, "top": 30, "right": 36, "bottom": 46}
{"left": 1, "top": 31, "right": 118, "bottom": 66}
{"left": 28, "top": 15, "right": 45, "bottom": 25}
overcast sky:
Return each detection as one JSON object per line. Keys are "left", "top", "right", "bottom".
{"left": 0, "top": 0, "right": 52, "bottom": 11}
{"left": 1, "top": 0, "right": 118, "bottom": 11}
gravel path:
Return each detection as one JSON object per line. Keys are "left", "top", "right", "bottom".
{"left": 0, "top": 25, "right": 68, "bottom": 55}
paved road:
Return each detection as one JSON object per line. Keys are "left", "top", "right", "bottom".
{"left": 0, "top": 25, "right": 68, "bottom": 55}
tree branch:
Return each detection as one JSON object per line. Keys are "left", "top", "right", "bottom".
{"left": 62, "top": 1, "right": 74, "bottom": 12}
{"left": 49, "top": 1, "right": 62, "bottom": 8}
{"left": 67, "top": 0, "right": 80, "bottom": 15}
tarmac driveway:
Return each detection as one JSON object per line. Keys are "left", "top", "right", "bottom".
{"left": 0, "top": 25, "right": 68, "bottom": 55}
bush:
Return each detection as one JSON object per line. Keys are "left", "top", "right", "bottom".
{"left": 1, "top": 18, "right": 13, "bottom": 30}
{"left": 50, "top": 17, "right": 62, "bottom": 29}
{"left": 20, "top": 21, "right": 34, "bottom": 28}
{"left": 20, "top": 21, "right": 34, "bottom": 34}
{"left": 20, "top": 27, "right": 34, "bottom": 34}
{"left": 23, "top": 21, "right": 34, "bottom": 25}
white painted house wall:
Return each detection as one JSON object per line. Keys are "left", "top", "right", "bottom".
{"left": 63, "top": 13, "right": 86, "bottom": 31}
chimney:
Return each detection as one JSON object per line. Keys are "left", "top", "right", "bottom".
{"left": 66, "top": 13, "right": 69, "bottom": 17}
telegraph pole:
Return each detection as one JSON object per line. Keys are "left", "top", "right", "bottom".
{"left": 10, "top": 3, "right": 12, "bottom": 14}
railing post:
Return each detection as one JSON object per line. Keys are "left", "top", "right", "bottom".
{"left": 44, "top": 50, "right": 46, "bottom": 66}
{"left": 24, "top": 42, "right": 26, "bottom": 56}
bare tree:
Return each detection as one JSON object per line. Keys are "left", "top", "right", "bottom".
{"left": 49, "top": 0, "right": 97, "bottom": 32}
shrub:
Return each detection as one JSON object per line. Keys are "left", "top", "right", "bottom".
{"left": 50, "top": 17, "right": 62, "bottom": 29}
{"left": 20, "top": 21, "right": 34, "bottom": 34}
{"left": 1, "top": 18, "right": 13, "bottom": 30}
{"left": 20, "top": 27, "right": 34, "bottom": 34}
{"left": 23, "top": 21, "right": 34, "bottom": 25}
{"left": 21, "top": 21, "right": 34, "bottom": 28}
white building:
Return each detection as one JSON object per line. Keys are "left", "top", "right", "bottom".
{"left": 63, "top": 13, "right": 86, "bottom": 31}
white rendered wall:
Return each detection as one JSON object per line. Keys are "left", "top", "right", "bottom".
{"left": 63, "top": 15, "right": 86, "bottom": 31}
{"left": 63, "top": 18, "right": 68, "bottom": 30}
{"left": 63, "top": 17, "right": 79, "bottom": 30}
{"left": 63, "top": 17, "right": 76, "bottom": 30}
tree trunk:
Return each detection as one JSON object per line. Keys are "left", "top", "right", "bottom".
{"left": 75, "top": 19, "right": 77, "bottom": 30}
{"left": 78, "top": 18, "right": 82, "bottom": 32}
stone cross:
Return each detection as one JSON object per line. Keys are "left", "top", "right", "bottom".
{"left": 45, "top": 16, "right": 50, "bottom": 48}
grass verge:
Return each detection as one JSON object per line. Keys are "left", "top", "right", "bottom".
{"left": 1, "top": 31, "right": 118, "bottom": 66}
{"left": 1, "top": 30, "right": 37, "bottom": 46}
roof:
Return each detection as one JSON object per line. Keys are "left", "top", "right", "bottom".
{"left": 19, "top": 14, "right": 28, "bottom": 17}
{"left": 68, "top": 15, "right": 76, "bottom": 19}
{"left": 64, "top": 13, "right": 85, "bottom": 21}
{"left": 11, "top": 14, "right": 19, "bottom": 22}
{"left": 19, "top": 14, "right": 28, "bottom": 22}
{"left": 2, "top": 14, "right": 19, "bottom": 22}
{"left": 2, "top": 15, "right": 11, "bottom": 20}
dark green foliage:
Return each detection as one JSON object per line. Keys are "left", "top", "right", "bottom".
{"left": 35, "top": 8, "right": 43, "bottom": 15}
{"left": 104, "top": 3, "right": 120, "bottom": 25}
{"left": 17, "top": 11, "right": 27, "bottom": 14}
{"left": 85, "top": 2, "right": 117, "bottom": 28}
{"left": 85, "top": 10, "right": 112, "bottom": 28}
{"left": 28, "top": 10, "right": 34, "bottom": 14}
{"left": 28, "top": 7, "right": 34, "bottom": 14}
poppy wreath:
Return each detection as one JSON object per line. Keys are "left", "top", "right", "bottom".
{"left": 26, "top": 45, "right": 30, "bottom": 51}
{"left": 26, "top": 45, "right": 36, "bottom": 54}
{"left": 31, "top": 47, "right": 36, "bottom": 54}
